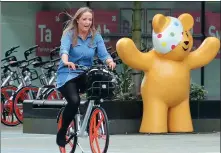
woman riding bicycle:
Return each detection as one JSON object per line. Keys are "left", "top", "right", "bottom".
{"left": 56, "top": 6, "right": 116, "bottom": 151}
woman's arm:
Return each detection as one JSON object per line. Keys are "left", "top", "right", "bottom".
{"left": 61, "top": 54, "right": 69, "bottom": 64}
{"left": 60, "top": 30, "right": 75, "bottom": 69}
{"left": 60, "top": 30, "right": 72, "bottom": 62}
{"left": 95, "top": 34, "right": 114, "bottom": 64}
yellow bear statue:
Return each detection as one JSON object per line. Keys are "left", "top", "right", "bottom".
{"left": 116, "top": 13, "right": 220, "bottom": 133}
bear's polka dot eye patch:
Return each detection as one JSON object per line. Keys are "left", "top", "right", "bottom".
{"left": 152, "top": 16, "right": 184, "bottom": 54}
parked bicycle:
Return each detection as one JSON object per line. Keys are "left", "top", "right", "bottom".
{"left": 1, "top": 45, "right": 40, "bottom": 125}
{"left": 12, "top": 46, "right": 63, "bottom": 123}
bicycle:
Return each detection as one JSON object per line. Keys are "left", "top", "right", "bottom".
{"left": 56, "top": 63, "right": 119, "bottom": 153}
{"left": 12, "top": 46, "right": 63, "bottom": 123}
{"left": 1, "top": 46, "right": 23, "bottom": 126}
{"left": 1, "top": 56, "right": 21, "bottom": 126}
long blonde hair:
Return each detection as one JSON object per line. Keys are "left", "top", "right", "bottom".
{"left": 62, "top": 7, "right": 97, "bottom": 47}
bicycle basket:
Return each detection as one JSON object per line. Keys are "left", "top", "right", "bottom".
{"left": 86, "top": 68, "right": 118, "bottom": 100}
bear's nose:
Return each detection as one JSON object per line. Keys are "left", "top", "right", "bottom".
{"left": 184, "top": 41, "right": 189, "bottom": 45}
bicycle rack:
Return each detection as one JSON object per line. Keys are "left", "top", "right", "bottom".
{"left": 24, "top": 99, "right": 88, "bottom": 107}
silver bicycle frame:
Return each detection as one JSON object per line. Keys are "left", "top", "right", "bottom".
{"left": 35, "top": 71, "right": 60, "bottom": 99}
{"left": 1, "top": 71, "right": 13, "bottom": 87}
{"left": 75, "top": 100, "right": 95, "bottom": 137}
{"left": 74, "top": 100, "right": 105, "bottom": 138}
{"left": 40, "top": 67, "right": 49, "bottom": 85}
{"left": 6, "top": 68, "right": 33, "bottom": 101}
{"left": 48, "top": 72, "right": 61, "bottom": 99}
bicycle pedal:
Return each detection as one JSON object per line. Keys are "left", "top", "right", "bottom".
{"left": 65, "top": 133, "right": 77, "bottom": 144}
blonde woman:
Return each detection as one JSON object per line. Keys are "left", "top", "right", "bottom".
{"left": 56, "top": 7, "right": 116, "bottom": 150}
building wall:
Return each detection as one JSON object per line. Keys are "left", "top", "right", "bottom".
{"left": 1, "top": 1, "right": 220, "bottom": 99}
{"left": 1, "top": 2, "right": 44, "bottom": 86}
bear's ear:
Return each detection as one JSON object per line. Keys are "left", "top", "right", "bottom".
{"left": 152, "top": 14, "right": 170, "bottom": 34}
{"left": 178, "top": 13, "right": 194, "bottom": 31}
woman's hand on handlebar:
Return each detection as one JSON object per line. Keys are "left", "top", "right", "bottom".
{"left": 108, "top": 61, "right": 116, "bottom": 70}
{"left": 61, "top": 54, "right": 76, "bottom": 69}
{"left": 64, "top": 61, "right": 76, "bottom": 70}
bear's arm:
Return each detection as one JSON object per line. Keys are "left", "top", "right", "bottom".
{"left": 186, "top": 37, "right": 220, "bottom": 70}
{"left": 116, "top": 38, "right": 153, "bottom": 71}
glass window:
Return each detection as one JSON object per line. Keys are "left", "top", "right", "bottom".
{"left": 204, "top": 3, "right": 220, "bottom": 99}
{"left": 120, "top": 8, "right": 145, "bottom": 34}
{"left": 204, "top": 59, "right": 220, "bottom": 100}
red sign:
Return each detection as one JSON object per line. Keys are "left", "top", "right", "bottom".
{"left": 35, "top": 9, "right": 119, "bottom": 56}
{"left": 205, "top": 12, "right": 220, "bottom": 39}
{"left": 35, "top": 11, "right": 63, "bottom": 56}
{"left": 205, "top": 12, "right": 220, "bottom": 58}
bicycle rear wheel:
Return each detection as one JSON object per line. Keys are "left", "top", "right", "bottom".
{"left": 89, "top": 107, "right": 110, "bottom": 153}
{"left": 57, "top": 107, "right": 78, "bottom": 153}
{"left": 45, "top": 89, "right": 63, "bottom": 100}
{"left": 13, "top": 86, "right": 38, "bottom": 123}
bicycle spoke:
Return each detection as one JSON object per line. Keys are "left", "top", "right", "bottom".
{"left": 95, "top": 137, "right": 101, "bottom": 153}
{"left": 95, "top": 116, "right": 104, "bottom": 131}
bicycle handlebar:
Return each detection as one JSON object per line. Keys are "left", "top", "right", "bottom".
{"left": 51, "top": 57, "right": 60, "bottom": 63}
{"left": 24, "top": 45, "right": 39, "bottom": 60}
{"left": 1, "top": 56, "right": 17, "bottom": 63}
{"left": 28, "top": 56, "right": 42, "bottom": 65}
{"left": 107, "top": 46, "right": 112, "bottom": 51}
{"left": 8, "top": 56, "right": 42, "bottom": 69}
{"left": 75, "top": 63, "right": 115, "bottom": 73}
{"left": 50, "top": 46, "right": 60, "bottom": 60}
{"left": 5, "top": 46, "right": 20, "bottom": 57}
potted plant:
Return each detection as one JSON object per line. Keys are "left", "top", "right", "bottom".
{"left": 113, "top": 64, "right": 136, "bottom": 101}
{"left": 190, "top": 82, "right": 208, "bottom": 101}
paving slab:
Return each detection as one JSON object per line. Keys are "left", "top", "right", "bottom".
{"left": 1, "top": 124, "right": 220, "bottom": 153}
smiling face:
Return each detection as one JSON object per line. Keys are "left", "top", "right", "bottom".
{"left": 77, "top": 11, "right": 93, "bottom": 33}
{"left": 180, "top": 30, "right": 193, "bottom": 52}
{"left": 152, "top": 13, "right": 194, "bottom": 61}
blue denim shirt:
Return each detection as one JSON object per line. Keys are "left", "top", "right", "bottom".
{"left": 56, "top": 30, "right": 112, "bottom": 89}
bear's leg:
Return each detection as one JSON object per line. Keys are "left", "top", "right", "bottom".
{"left": 139, "top": 98, "right": 168, "bottom": 133}
{"left": 168, "top": 98, "right": 193, "bottom": 133}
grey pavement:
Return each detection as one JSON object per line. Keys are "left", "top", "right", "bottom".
{"left": 1, "top": 124, "right": 220, "bottom": 153}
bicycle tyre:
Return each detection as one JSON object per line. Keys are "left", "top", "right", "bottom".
{"left": 1, "top": 85, "right": 20, "bottom": 126}
{"left": 44, "top": 88, "right": 63, "bottom": 100}
{"left": 57, "top": 107, "right": 78, "bottom": 153}
{"left": 13, "top": 86, "right": 38, "bottom": 123}
{"left": 89, "top": 107, "right": 110, "bottom": 153}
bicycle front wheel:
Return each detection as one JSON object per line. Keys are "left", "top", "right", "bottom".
{"left": 89, "top": 107, "right": 110, "bottom": 153}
